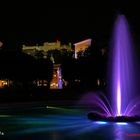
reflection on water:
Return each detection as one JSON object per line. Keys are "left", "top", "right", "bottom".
{"left": 114, "top": 123, "right": 126, "bottom": 140}
{"left": 0, "top": 106, "right": 140, "bottom": 140}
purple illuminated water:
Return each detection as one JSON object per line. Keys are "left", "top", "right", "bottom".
{"left": 110, "top": 15, "right": 138, "bottom": 116}
{"left": 79, "top": 15, "right": 140, "bottom": 117}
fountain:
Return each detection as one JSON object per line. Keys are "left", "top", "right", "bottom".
{"left": 84, "top": 14, "right": 140, "bottom": 122}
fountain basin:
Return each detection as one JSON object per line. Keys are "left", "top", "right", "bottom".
{"left": 87, "top": 112, "right": 140, "bottom": 122}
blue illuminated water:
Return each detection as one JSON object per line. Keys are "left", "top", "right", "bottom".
{"left": 0, "top": 105, "right": 140, "bottom": 140}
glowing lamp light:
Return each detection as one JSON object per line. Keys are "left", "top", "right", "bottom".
{"left": 94, "top": 121, "right": 108, "bottom": 125}
{"left": 116, "top": 122, "right": 127, "bottom": 125}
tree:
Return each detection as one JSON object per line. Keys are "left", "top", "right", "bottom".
{"left": 35, "top": 50, "right": 44, "bottom": 59}
{"left": 47, "top": 49, "right": 61, "bottom": 64}
{"left": 35, "top": 57, "right": 53, "bottom": 89}
{"left": 0, "top": 49, "right": 37, "bottom": 93}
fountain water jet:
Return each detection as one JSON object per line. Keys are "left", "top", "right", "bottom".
{"left": 110, "top": 14, "right": 137, "bottom": 116}
{"left": 84, "top": 14, "right": 140, "bottom": 121}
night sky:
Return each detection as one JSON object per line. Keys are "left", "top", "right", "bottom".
{"left": 0, "top": 1, "right": 140, "bottom": 49}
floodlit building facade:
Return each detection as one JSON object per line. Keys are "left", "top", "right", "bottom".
{"left": 22, "top": 40, "right": 72, "bottom": 59}
{"left": 74, "top": 38, "right": 92, "bottom": 58}
{"left": 50, "top": 64, "right": 63, "bottom": 89}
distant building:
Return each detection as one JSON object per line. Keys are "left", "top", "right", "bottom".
{"left": 22, "top": 39, "right": 92, "bottom": 89}
{"left": 0, "top": 79, "right": 12, "bottom": 88}
{"left": 22, "top": 40, "right": 72, "bottom": 89}
{"left": 22, "top": 40, "right": 72, "bottom": 59}
{"left": 74, "top": 38, "right": 92, "bottom": 58}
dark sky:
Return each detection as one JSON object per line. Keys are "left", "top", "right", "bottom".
{"left": 0, "top": 1, "right": 140, "bottom": 48}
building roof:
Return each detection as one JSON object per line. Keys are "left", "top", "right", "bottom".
{"left": 73, "top": 38, "right": 92, "bottom": 46}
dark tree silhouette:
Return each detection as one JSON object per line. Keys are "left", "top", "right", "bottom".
{"left": 35, "top": 57, "right": 53, "bottom": 89}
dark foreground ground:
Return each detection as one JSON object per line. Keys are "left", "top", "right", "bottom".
{"left": 0, "top": 88, "right": 87, "bottom": 104}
